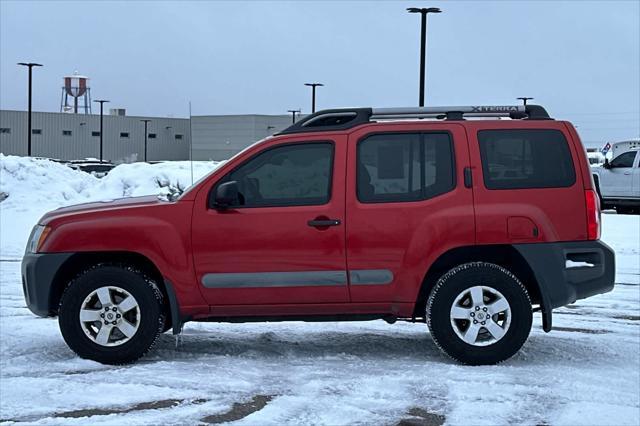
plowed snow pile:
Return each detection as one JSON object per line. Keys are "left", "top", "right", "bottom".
{"left": 0, "top": 154, "right": 222, "bottom": 258}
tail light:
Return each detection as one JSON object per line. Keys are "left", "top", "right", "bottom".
{"left": 585, "top": 189, "right": 600, "bottom": 240}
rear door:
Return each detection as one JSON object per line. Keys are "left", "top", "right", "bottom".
{"left": 345, "top": 123, "right": 475, "bottom": 305}
{"left": 633, "top": 152, "right": 640, "bottom": 198}
{"left": 468, "top": 122, "right": 587, "bottom": 243}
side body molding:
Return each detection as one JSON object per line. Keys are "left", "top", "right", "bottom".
{"left": 201, "top": 269, "right": 394, "bottom": 288}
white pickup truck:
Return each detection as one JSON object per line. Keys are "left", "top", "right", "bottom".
{"left": 592, "top": 147, "right": 640, "bottom": 214}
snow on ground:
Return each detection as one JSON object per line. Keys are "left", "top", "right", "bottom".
{"left": 0, "top": 156, "right": 639, "bottom": 425}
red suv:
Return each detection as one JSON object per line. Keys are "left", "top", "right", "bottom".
{"left": 22, "top": 105, "right": 615, "bottom": 365}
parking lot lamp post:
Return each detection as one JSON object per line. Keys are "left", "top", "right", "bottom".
{"left": 288, "top": 109, "right": 301, "bottom": 124}
{"left": 17, "top": 62, "right": 43, "bottom": 156}
{"left": 304, "top": 83, "right": 324, "bottom": 113}
{"left": 407, "top": 7, "right": 441, "bottom": 107}
{"left": 140, "top": 119, "right": 151, "bottom": 162}
{"left": 93, "top": 100, "right": 109, "bottom": 162}
{"left": 517, "top": 97, "right": 534, "bottom": 106}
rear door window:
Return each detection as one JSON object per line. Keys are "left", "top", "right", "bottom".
{"left": 478, "top": 129, "right": 576, "bottom": 189}
{"left": 357, "top": 132, "right": 455, "bottom": 203}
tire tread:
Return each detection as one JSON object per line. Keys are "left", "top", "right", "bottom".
{"left": 58, "top": 263, "right": 166, "bottom": 365}
{"left": 426, "top": 261, "right": 531, "bottom": 365}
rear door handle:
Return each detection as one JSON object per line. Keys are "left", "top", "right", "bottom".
{"left": 308, "top": 218, "right": 341, "bottom": 227}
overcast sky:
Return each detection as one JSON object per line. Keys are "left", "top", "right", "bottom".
{"left": 1, "top": 0, "right": 638, "bottom": 144}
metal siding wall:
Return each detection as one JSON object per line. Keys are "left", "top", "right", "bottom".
{"left": 2, "top": 111, "right": 298, "bottom": 162}
{"left": 0, "top": 110, "right": 189, "bottom": 162}
{"left": 0, "top": 110, "right": 28, "bottom": 156}
{"left": 191, "top": 115, "right": 292, "bottom": 161}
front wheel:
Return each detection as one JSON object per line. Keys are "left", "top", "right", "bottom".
{"left": 58, "top": 265, "right": 165, "bottom": 365}
{"left": 426, "top": 262, "right": 532, "bottom": 365}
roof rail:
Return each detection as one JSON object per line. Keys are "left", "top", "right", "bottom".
{"left": 277, "top": 104, "right": 551, "bottom": 135}
{"left": 277, "top": 108, "right": 372, "bottom": 135}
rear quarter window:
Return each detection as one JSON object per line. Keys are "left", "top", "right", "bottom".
{"left": 478, "top": 129, "right": 576, "bottom": 190}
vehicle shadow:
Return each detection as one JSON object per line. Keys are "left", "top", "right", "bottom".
{"left": 144, "top": 324, "right": 622, "bottom": 367}
{"left": 151, "top": 327, "right": 450, "bottom": 362}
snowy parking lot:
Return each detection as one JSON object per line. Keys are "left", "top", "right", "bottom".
{"left": 1, "top": 157, "right": 639, "bottom": 425}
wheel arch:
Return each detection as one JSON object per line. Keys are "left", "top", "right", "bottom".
{"left": 414, "top": 244, "right": 547, "bottom": 329}
{"left": 49, "top": 251, "right": 181, "bottom": 333}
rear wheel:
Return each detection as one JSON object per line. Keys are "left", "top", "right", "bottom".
{"left": 58, "top": 265, "right": 165, "bottom": 365}
{"left": 426, "top": 262, "right": 532, "bottom": 365}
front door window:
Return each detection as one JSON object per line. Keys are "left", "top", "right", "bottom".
{"left": 219, "top": 142, "right": 334, "bottom": 208}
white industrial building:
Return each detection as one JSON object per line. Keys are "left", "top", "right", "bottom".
{"left": 0, "top": 109, "right": 294, "bottom": 162}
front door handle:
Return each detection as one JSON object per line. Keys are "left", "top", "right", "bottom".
{"left": 308, "top": 218, "right": 341, "bottom": 227}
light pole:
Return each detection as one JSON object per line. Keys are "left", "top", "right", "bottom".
{"left": 140, "top": 119, "right": 151, "bottom": 162}
{"left": 17, "top": 62, "right": 43, "bottom": 156}
{"left": 93, "top": 99, "right": 109, "bottom": 162}
{"left": 287, "top": 109, "right": 301, "bottom": 124}
{"left": 407, "top": 7, "right": 441, "bottom": 107}
{"left": 517, "top": 97, "right": 534, "bottom": 106}
{"left": 304, "top": 83, "right": 324, "bottom": 113}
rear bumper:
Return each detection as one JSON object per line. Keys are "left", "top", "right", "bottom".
{"left": 514, "top": 240, "right": 615, "bottom": 311}
{"left": 21, "top": 253, "right": 72, "bottom": 317}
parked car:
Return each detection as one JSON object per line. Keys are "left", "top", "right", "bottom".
{"left": 22, "top": 105, "right": 615, "bottom": 365}
{"left": 587, "top": 151, "right": 605, "bottom": 167}
{"left": 67, "top": 159, "right": 115, "bottom": 178}
{"left": 592, "top": 148, "right": 640, "bottom": 214}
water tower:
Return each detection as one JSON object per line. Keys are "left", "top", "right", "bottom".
{"left": 60, "top": 71, "right": 92, "bottom": 114}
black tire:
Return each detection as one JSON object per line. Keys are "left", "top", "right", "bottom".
{"left": 58, "top": 264, "right": 165, "bottom": 365}
{"left": 426, "top": 262, "right": 532, "bottom": 365}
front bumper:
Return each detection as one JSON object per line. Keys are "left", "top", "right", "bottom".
{"left": 22, "top": 253, "right": 73, "bottom": 317}
{"left": 514, "top": 240, "right": 615, "bottom": 330}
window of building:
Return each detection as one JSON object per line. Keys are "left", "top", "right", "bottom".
{"left": 357, "top": 132, "right": 455, "bottom": 203}
{"left": 609, "top": 151, "right": 636, "bottom": 168}
{"left": 62, "top": 130, "right": 72, "bottom": 136}
{"left": 477, "top": 129, "right": 576, "bottom": 190}
{"left": 175, "top": 134, "right": 183, "bottom": 140}
{"left": 0, "top": 128, "right": 10, "bottom": 134}
{"left": 32, "top": 129, "right": 42, "bottom": 135}
{"left": 120, "top": 132, "right": 129, "bottom": 138}
{"left": 92, "top": 131, "right": 101, "bottom": 137}
{"left": 148, "top": 133, "right": 157, "bottom": 139}
{"left": 217, "top": 142, "right": 334, "bottom": 208}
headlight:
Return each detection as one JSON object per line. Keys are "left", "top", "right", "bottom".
{"left": 27, "top": 225, "right": 51, "bottom": 253}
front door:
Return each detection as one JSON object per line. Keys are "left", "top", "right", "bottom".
{"left": 192, "top": 137, "right": 349, "bottom": 307}
{"left": 604, "top": 150, "right": 638, "bottom": 197}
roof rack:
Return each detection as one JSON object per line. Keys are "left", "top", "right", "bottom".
{"left": 277, "top": 104, "right": 552, "bottom": 135}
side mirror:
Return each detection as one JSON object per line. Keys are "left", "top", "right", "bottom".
{"left": 210, "top": 181, "right": 240, "bottom": 209}
{"left": 603, "top": 158, "right": 611, "bottom": 169}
